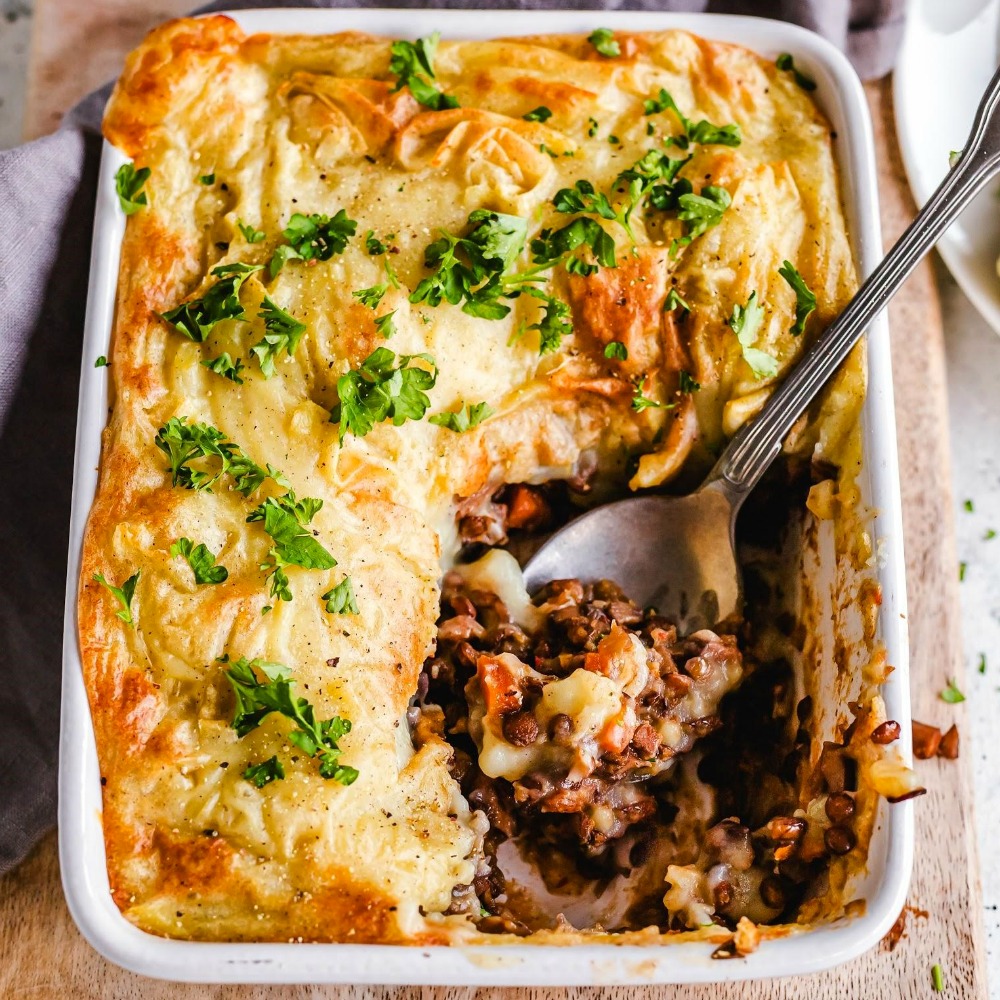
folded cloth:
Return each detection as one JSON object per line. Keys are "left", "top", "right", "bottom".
{"left": 0, "top": 0, "right": 906, "bottom": 876}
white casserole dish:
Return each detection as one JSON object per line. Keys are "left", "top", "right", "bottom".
{"left": 60, "top": 7, "right": 912, "bottom": 985}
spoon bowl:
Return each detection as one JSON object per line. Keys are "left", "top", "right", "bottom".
{"left": 522, "top": 481, "right": 739, "bottom": 635}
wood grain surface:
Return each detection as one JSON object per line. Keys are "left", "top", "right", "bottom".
{"left": 3, "top": 7, "right": 988, "bottom": 997}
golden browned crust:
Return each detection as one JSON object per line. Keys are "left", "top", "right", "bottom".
{"left": 85, "top": 16, "right": 866, "bottom": 943}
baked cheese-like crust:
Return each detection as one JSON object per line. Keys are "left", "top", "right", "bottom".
{"left": 84, "top": 15, "right": 863, "bottom": 942}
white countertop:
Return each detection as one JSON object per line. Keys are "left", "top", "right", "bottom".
{"left": 0, "top": 6, "right": 997, "bottom": 989}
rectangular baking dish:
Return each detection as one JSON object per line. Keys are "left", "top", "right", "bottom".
{"left": 59, "top": 7, "right": 912, "bottom": 985}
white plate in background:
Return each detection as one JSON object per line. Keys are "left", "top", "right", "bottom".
{"left": 894, "top": 0, "right": 1000, "bottom": 333}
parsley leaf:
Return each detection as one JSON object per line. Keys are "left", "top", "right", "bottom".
{"left": 679, "top": 369, "right": 701, "bottom": 393}
{"left": 199, "top": 172, "right": 215, "bottom": 185}
{"left": 243, "top": 755, "right": 284, "bottom": 787}
{"left": 237, "top": 219, "right": 266, "bottom": 244}
{"left": 323, "top": 577, "right": 359, "bottom": 615}
{"left": 94, "top": 356, "right": 108, "bottom": 368}
{"left": 979, "top": 653, "right": 987, "bottom": 674}
{"left": 389, "top": 32, "right": 459, "bottom": 111}
{"left": 411, "top": 210, "right": 528, "bottom": 319}
{"left": 269, "top": 211, "right": 358, "bottom": 276}
{"left": 964, "top": 498, "right": 974, "bottom": 512}
{"left": 776, "top": 53, "right": 817, "bottom": 91}
{"left": 643, "top": 88, "right": 742, "bottom": 149}
{"left": 632, "top": 377, "right": 672, "bottom": 411}
{"left": 248, "top": 493, "right": 336, "bottom": 602}
{"left": 115, "top": 163, "right": 150, "bottom": 215}
{"left": 354, "top": 284, "right": 388, "bottom": 309}
{"left": 332, "top": 348, "right": 438, "bottom": 442}
{"left": 429, "top": 400, "right": 494, "bottom": 432}
{"left": 729, "top": 291, "right": 778, "bottom": 379}
{"left": 524, "top": 289, "right": 574, "bottom": 354}
{"left": 523, "top": 106, "right": 553, "bottom": 123}
{"left": 154, "top": 416, "right": 285, "bottom": 495}
{"left": 778, "top": 260, "right": 817, "bottom": 336}
{"left": 160, "top": 262, "right": 263, "bottom": 342}
{"left": 664, "top": 287, "right": 691, "bottom": 312}
{"left": 93, "top": 570, "right": 140, "bottom": 626}
{"left": 959, "top": 560, "right": 967, "bottom": 581}
{"left": 170, "top": 537, "right": 229, "bottom": 585}
{"left": 201, "top": 353, "right": 245, "bottom": 384}
{"left": 530, "top": 217, "right": 616, "bottom": 270}
{"left": 374, "top": 311, "right": 396, "bottom": 339}
{"left": 604, "top": 341, "right": 628, "bottom": 360}
{"left": 588, "top": 28, "right": 620, "bottom": 57}
{"left": 364, "top": 230, "right": 401, "bottom": 287}
{"left": 224, "top": 657, "right": 358, "bottom": 784}
{"left": 671, "top": 185, "right": 732, "bottom": 254}
{"left": 940, "top": 679, "right": 966, "bottom": 704}
{"left": 554, "top": 150, "right": 690, "bottom": 241}
{"left": 251, "top": 295, "right": 307, "bottom": 378}
{"left": 587, "top": 117, "right": 600, "bottom": 138}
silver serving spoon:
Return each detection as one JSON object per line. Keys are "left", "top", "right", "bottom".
{"left": 524, "top": 65, "right": 1000, "bottom": 634}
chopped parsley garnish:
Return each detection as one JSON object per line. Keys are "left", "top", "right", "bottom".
{"left": 524, "top": 288, "right": 574, "bottom": 353}
{"left": 354, "top": 284, "right": 388, "bottom": 309}
{"left": 251, "top": 295, "right": 307, "bottom": 378}
{"left": 523, "top": 106, "right": 552, "bottom": 123}
{"left": 170, "top": 537, "right": 229, "bottom": 585}
{"left": 93, "top": 570, "right": 139, "bottom": 626}
{"left": 608, "top": 134, "right": 621, "bottom": 145}
{"left": 332, "top": 347, "right": 438, "bottom": 443}
{"left": 778, "top": 260, "right": 817, "bottom": 336}
{"left": 642, "top": 88, "right": 742, "bottom": 149}
{"left": 729, "top": 292, "right": 778, "bottom": 379}
{"left": 553, "top": 149, "right": 690, "bottom": 242}
{"left": 389, "top": 32, "right": 459, "bottom": 111}
{"left": 243, "top": 756, "right": 284, "bottom": 787}
{"left": 776, "top": 53, "right": 817, "bottom": 91}
{"left": 224, "top": 657, "right": 358, "bottom": 784}
{"left": 94, "top": 355, "right": 108, "bottom": 368}
{"left": 199, "top": 172, "right": 215, "bottom": 185}
{"left": 411, "top": 209, "right": 529, "bottom": 319}
{"left": 979, "top": 653, "right": 987, "bottom": 674}
{"left": 159, "top": 262, "right": 263, "bottom": 343}
{"left": 114, "top": 163, "right": 150, "bottom": 215}
{"left": 247, "top": 493, "right": 337, "bottom": 602}
{"left": 201, "top": 352, "right": 245, "bottom": 384}
{"left": 269, "top": 210, "right": 357, "bottom": 277}
{"left": 664, "top": 287, "right": 691, "bottom": 312}
{"left": 632, "top": 377, "right": 672, "bottom": 411}
{"left": 374, "top": 311, "right": 397, "bottom": 339}
{"left": 429, "top": 400, "right": 494, "bottom": 432}
{"left": 323, "top": 577, "right": 359, "bottom": 615}
{"left": 963, "top": 498, "right": 974, "bottom": 512}
{"left": 237, "top": 219, "right": 266, "bottom": 243}
{"left": 587, "top": 117, "right": 600, "bottom": 138}
{"left": 588, "top": 28, "right": 620, "bottom": 58}
{"left": 530, "top": 216, "right": 616, "bottom": 271}
{"left": 940, "top": 679, "right": 965, "bottom": 704}
{"left": 679, "top": 370, "right": 701, "bottom": 393}
{"left": 671, "top": 186, "right": 733, "bottom": 254}
{"left": 931, "top": 963, "right": 945, "bottom": 993}
{"left": 364, "top": 230, "right": 400, "bottom": 287}
{"left": 959, "top": 560, "right": 968, "bottom": 581}
{"left": 154, "top": 416, "right": 286, "bottom": 495}
{"left": 604, "top": 341, "right": 628, "bottom": 360}
{"left": 985, "top": 528, "right": 997, "bottom": 541}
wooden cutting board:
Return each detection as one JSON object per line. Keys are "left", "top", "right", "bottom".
{"left": 3, "top": 5, "right": 988, "bottom": 997}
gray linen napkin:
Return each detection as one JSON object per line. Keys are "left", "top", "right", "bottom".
{"left": 0, "top": 0, "right": 906, "bottom": 876}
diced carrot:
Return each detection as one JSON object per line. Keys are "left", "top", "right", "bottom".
{"left": 506, "top": 484, "right": 551, "bottom": 531}
{"left": 477, "top": 655, "right": 523, "bottom": 715}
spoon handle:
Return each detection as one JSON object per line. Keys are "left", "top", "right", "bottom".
{"left": 709, "top": 62, "right": 1000, "bottom": 502}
